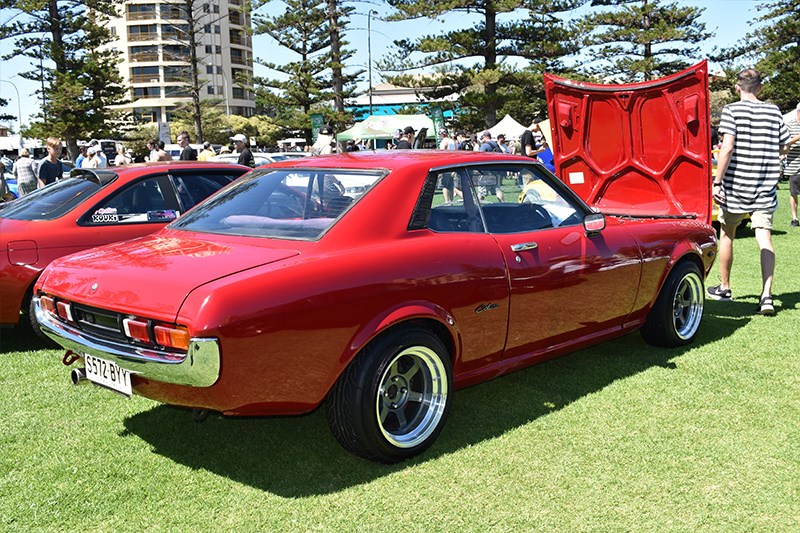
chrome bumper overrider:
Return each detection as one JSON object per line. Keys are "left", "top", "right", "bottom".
{"left": 34, "top": 296, "right": 220, "bottom": 387}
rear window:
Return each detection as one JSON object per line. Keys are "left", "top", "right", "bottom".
{"left": 0, "top": 178, "right": 106, "bottom": 221}
{"left": 171, "top": 168, "right": 384, "bottom": 240}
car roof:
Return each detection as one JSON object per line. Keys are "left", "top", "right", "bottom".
{"left": 265, "top": 149, "right": 534, "bottom": 174}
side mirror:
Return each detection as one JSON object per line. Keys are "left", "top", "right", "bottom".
{"left": 583, "top": 212, "right": 605, "bottom": 234}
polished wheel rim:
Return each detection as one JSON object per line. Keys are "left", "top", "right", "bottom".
{"left": 673, "top": 272, "right": 704, "bottom": 340}
{"left": 376, "top": 346, "right": 448, "bottom": 449}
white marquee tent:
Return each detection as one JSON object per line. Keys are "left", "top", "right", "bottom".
{"left": 487, "top": 114, "right": 527, "bottom": 140}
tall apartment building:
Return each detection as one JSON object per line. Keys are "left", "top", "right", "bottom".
{"left": 105, "top": 0, "right": 256, "bottom": 137}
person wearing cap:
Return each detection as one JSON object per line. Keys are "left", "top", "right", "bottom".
{"left": 396, "top": 126, "right": 415, "bottom": 149}
{"left": 231, "top": 133, "right": 255, "bottom": 167}
{"left": 311, "top": 125, "right": 336, "bottom": 155}
{"left": 478, "top": 130, "right": 502, "bottom": 153}
{"left": 496, "top": 133, "right": 511, "bottom": 154}
{"left": 81, "top": 145, "right": 100, "bottom": 169}
{"left": 198, "top": 141, "right": 216, "bottom": 161}
{"left": 438, "top": 128, "right": 456, "bottom": 150}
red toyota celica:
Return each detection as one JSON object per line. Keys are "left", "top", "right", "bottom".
{"left": 33, "top": 63, "right": 716, "bottom": 463}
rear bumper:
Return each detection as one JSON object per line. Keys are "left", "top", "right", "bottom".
{"left": 34, "top": 296, "right": 220, "bottom": 387}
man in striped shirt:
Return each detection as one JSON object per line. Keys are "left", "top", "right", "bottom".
{"left": 707, "top": 69, "right": 790, "bottom": 316}
{"left": 785, "top": 102, "right": 800, "bottom": 227}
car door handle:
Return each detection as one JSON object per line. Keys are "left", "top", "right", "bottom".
{"left": 511, "top": 242, "right": 538, "bottom": 252}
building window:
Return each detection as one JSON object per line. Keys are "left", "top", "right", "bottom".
{"left": 205, "top": 44, "right": 222, "bottom": 54}
{"left": 128, "top": 24, "right": 158, "bottom": 42}
{"left": 206, "top": 65, "right": 222, "bottom": 74}
{"left": 232, "top": 87, "right": 244, "bottom": 99}
{"left": 130, "top": 66, "right": 160, "bottom": 84}
{"left": 162, "top": 23, "right": 189, "bottom": 41}
{"left": 230, "top": 49, "right": 247, "bottom": 65}
{"left": 127, "top": 4, "right": 156, "bottom": 20}
{"left": 130, "top": 45, "right": 159, "bottom": 62}
{"left": 165, "top": 86, "right": 192, "bottom": 97}
{"left": 163, "top": 45, "right": 190, "bottom": 62}
{"left": 133, "top": 87, "right": 161, "bottom": 99}
{"left": 164, "top": 66, "right": 190, "bottom": 82}
{"left": 160, "top": 4, "right": 188, "bottom": 19}
{"left": 133, "top": 108, "right": 157, "bottom": 123}
{"left": 207, "top": 85, "right": 223, "bottom": 95}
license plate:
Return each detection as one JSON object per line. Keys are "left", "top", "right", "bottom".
{"left": 84, "top": 354, "right": 133, "bottom": 397}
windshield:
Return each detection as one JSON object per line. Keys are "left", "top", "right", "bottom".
{"left": 0, "top": 177, "right": 107, "bottom": 220}
{"left": 171, "top": 167, "right": 385, "bottom": 240}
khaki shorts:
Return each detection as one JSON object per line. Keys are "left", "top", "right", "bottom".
{"left": 718, "top": 207, "right": 773, "bottom": 230}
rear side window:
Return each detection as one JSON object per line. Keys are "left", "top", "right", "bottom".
{"left": 0, "top": 178, "right": 103, "bottom": 221}
{"left": 171, "top": 173, "right": 235, "bottom": 211}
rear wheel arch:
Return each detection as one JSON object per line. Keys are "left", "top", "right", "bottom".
{"left": 326, "top": 320, "right": 455, "bottom": 462}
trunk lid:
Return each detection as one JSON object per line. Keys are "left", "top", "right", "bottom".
{"left": 545, "top": 61, "right": 711, "bottom": 223}
{"left": 40, "top": 230, "right": 300, "bottom": 321}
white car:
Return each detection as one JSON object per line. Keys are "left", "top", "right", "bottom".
{"left": 211, "top": 152, "right": 308, "bottom": 167}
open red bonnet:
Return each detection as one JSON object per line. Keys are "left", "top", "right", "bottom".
{"left": 545, "top": 61, "right": 712, "bottom": 224}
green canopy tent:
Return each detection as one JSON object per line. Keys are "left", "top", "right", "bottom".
{"left": 336, "top": 114, "right": 436, "bottom": 141}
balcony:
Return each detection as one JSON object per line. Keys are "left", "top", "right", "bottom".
{"left": 130, "top": 51, "right": 159, "bottom": 62}
{"left": 127, "top": 11, "right": 156, "bottom": 21}
{"left": 128, "top": 33, "right": 158, "bottom": 42}
{"left": 130, "top": 74, "right": 161, "bottom": 84}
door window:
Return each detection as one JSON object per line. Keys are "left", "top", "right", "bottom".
{"left": 171, "top": 173, "right": 236, "bottom": 212}
{"left": 86, "top": 177, "right": 171, "bottom": 225}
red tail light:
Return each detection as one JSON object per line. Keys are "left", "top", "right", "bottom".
{"left": 123, "top": 318, "right": 150, "bottom": 343}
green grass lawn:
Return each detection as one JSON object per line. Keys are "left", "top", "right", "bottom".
{"left": 1, "top": 189, "right": 798, "bottom": 531}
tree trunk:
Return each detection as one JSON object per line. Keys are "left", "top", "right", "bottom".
{"left": 327, "top": 0, "right": 344, "bottom": 113}
{"left": 186, "top": 0, "right": 204, "bottom": 142}
{"left": 485, "top": 6, "right": 498, "bottom": 128}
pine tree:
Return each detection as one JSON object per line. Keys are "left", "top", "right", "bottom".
{"left": 576, "top": 0, "right": 711, "bottom": 82}
{"left": 253, "top": 0, "right": 361, "bottom": 139}
{"left": 0, "top": 0, "right": 129, "bottom": 160}
{"left": 380, "top": 0, "right": 585, "bottom": 130}
{"left": 712, "top": 0, "right": 799, "bottom": 111}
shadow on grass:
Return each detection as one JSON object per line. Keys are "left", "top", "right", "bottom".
{"left": 122, "top": 332, "right": 690, "bottom": 497}
{"left": 704, "top": 290, "right": 800, "bottom": 324}
{"left": 0, "top": 323, "right": 56, "bottom": 353}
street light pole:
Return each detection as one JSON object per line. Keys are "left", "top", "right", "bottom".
{"left": 0, "top": 78, "right": 24, "bottom": 139}
{"left": 367, "top": 10, "right": 376, "bottom": 117}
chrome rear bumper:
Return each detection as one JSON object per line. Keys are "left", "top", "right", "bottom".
{"left": 34, "top": 296, "right": 220, "bottom": 387}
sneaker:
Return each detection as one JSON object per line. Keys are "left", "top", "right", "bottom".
{"left": 707, "top": 285, "right": 732, "bottom": 301}
{"left": 757, "top": 296, "right": 775, "bottom": 316}
{"left": 791, "top": 219, "right": 799, "bottom": 227}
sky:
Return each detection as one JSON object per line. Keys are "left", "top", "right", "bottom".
{"left": 0, "top": 0, "right": 766, "bottom": 131}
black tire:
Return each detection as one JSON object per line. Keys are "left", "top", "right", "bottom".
{"left": 641, "top": 260, "right": 704, "bottom": 347}
{"left": 326, "top": 326, "right": 452, "bottom": 463}
{"left": 28, "top": 294, "right": 59, "bottom": 346}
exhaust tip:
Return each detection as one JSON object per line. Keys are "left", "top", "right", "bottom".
{"left": 71, "top": 368, "right": 87, "bottom": 386}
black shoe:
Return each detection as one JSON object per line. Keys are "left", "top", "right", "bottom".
{"left": 791, "top": 219, "right": 799, "bottom": 227}
{"left": 707, "top": 285, "right": 732, "bottom": 301}
{"left": 757, "top": 296, "right": 775, "bottom": 316}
